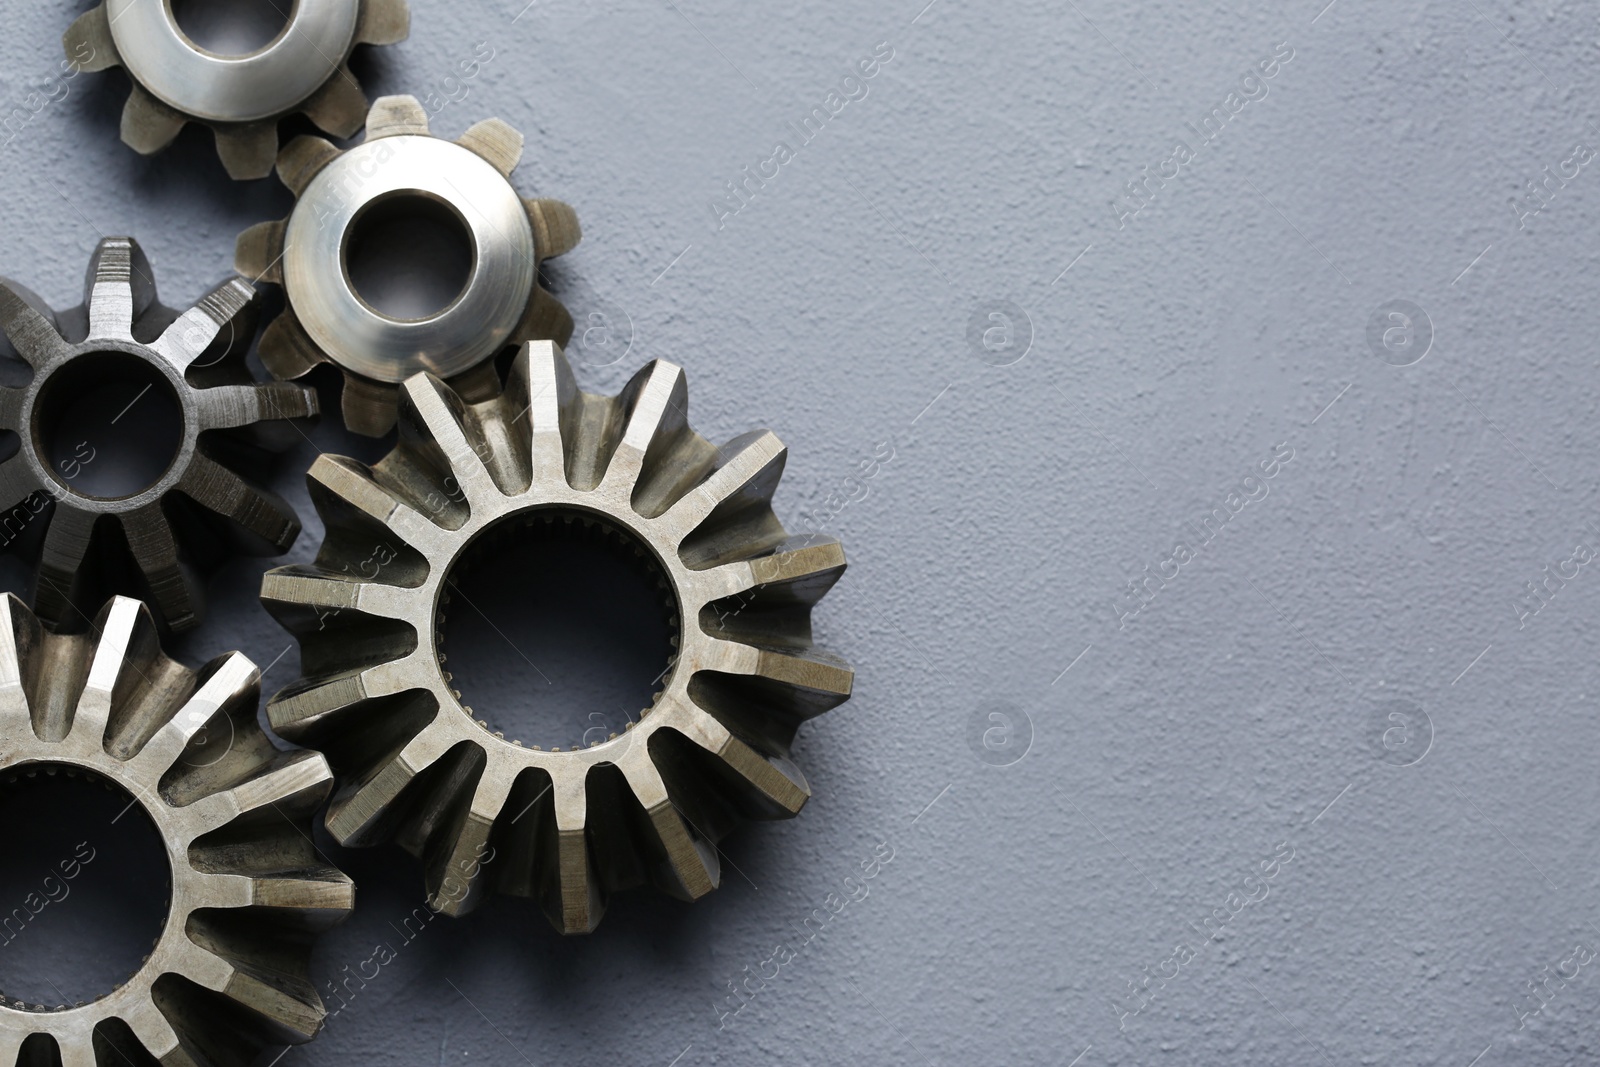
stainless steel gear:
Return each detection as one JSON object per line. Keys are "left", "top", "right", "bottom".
{"left": 236, "top": 95, "right": 582, "bottom": 437}
{"left": 64, "top": 0, "right": 409, "bottom": 180}
{"left": 0, "top": 237, "right": 317, "bottom": 634}
{"left": 260, "top": 342, "right": 852, "bottom": 933}
{"left": 0, "top": 594, "right": 353, "bottom": 1064}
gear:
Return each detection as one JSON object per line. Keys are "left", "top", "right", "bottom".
{"left": 0, "top": 237, "right": 317, "bottom": 634}
{"left": 236, "top": 95, "right": 582, "bottom": 437}
{"left": 0, "top": 595, "right": 353, "bottom": 1065}
{"left": 64, "top": 0, "right": 409, "bottom": 180}
{"left": 260, "top": 342, "right": 852, "bottom": 933}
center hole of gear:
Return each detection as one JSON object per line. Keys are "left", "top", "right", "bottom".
{"left": 0, "top": 768, "right": 171, "bottom": 1009}
{"left": 34, "top": 353, "right": 184, "bottom": 500}
{"left": 344, "top": 194, "right": 477, "bottom": 322}
{"left": 169, "top": 0, "right": 293, "bottom": 56}
{"left": 437, "top": 511, "right": 681, "bottom": 752}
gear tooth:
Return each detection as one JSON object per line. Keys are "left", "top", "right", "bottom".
{"left": 247, "top": 864, "right": 356, "bottom": 923}
{"left": 177, "top": 452, "right": 302, "bottom": 553}
{"left": 32, "top": 504, "right": 99, "bottom": 633}
{"left": 356, "top": 0, "right": 412, "bottom": 45}
{"left": 543, "top": 793, "right": 604, "bottom": 934}
{"left": 504, "top": 342, "right": 579, "bottom": 481}
{"left": 73, "top": 597, "right": 160, "bottom": 745}
{"left": 325, "top": 732, "right": 441, "bottom": 845}
{"left": 664, "top": 430, "right": 788, "bottom": 552}
{"left": 599, "top": 360, "right": 688, "bottom": 498}
{"left": 63, "top": 7, "right": 121, "bottom": 73}
{"left": 120, "top": 83, "right": 187, "bottom": 155}
{"left": 84, "top": 236, "right": 155, "bottom": 339}
{"left": 189, "top": 953, "right": 327, "bottom": 1041}
{"left": 214, "top": 121, "right": 281, "bottom": 181}
{"left": 153, "top": 277, "right": 257, "bottom": 369}
{"left": 397, "top": 373, "right": 495, "bottom": 494}
{"left": 366, "top": 94, "right": 431, "bottom": 139}
{"left": 299, "top": 66, "right": 369, "bottom": 138}
{"left": 517, "top": 285, "right": 575, "bottom": 348}
{"left": 119, "top": 503, "right": 207, "bottom": 634}
{"left": 256, "top": 309, "right": 328, "bottom": 383}
{"left": 458, "top": 118, "right": 524, "bottom": 177}
{"left": 425, "top": 777, "right": 512, "bottom": 917}
{"left": 340, "top": 371, "right": 403, "bottom": 437}
{"left": 276, "top": 135, "right": 344, "bottom": 197}
{"left": 0, "top": 277, "right": 68, "bottom": 365}
{"left": 526, "top": 198, "right": 582, "bottom": 260}
{"left": 235, "top": 220, "right": 288, "bottom": 285}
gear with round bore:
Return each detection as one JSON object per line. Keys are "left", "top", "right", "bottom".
{"left": 0, "top": 595, "right": 354, "bottom": 1066}
{"left": 260, "top": 342, "right": 853, "bottom": 933}
{"left": 64, "top": 0, "right": 409, "bottom": 180}
{"left": 0, "top": 238, "right": 317, "bottom": 635}
{"left": 236, "top": 95, "right": 582, "bottom": 437}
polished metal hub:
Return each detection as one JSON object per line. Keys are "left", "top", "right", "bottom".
{"left": 236, "top": 96, "right": 581, "bottom": 436}
{"left": 261, "top": 343, "right": 852, "bottom": 932}
{"left": 65, "top": 0, "right": 409, "bottom": 179}
{"left": 0, "top": 595, "right": 352, "bottom": 1065}
{"left": 0, "top": 238, "right": 317, "bottom": 633}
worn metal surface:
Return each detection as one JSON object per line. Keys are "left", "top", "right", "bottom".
{"left": 235, "top": 96, "right": 582, "bottom": 437}
{"left": 63, "top": 0, "right": 410, "bottom": 179}
{"left": 0, "top": 595, "right": 352, "bottom": 1065}
{"left": 261, "top": 343, "right": 851, "bottom": 932}
{"left": 0, "top": 238, "right": 315, "bottom": 634}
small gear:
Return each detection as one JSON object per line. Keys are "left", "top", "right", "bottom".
{"left": 0, "top": 595, "right": 353, "bottom": 1064}
{"left": 261, "top": 342, "right": 852, "bottom": 933}
{"left": 64, "top": 0, "right": 409, "bottom": 180}
{"left": 236, "top": 95, "right": 582, "bottom": 437}
{"left": 0, "top": 237, "right": 317, "bottom": 634}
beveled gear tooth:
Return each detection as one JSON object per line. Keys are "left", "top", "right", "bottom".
{"left": 527, "top": 198, "right": 583, "bottom": 260}
{"left": 258, "top": 308, "right": 329, "bottom": 380}
{"left": 118, "top": 504, "right": 206, "bottom": 633}
{"left": 0, "top": 597, "right": 351, "bottom": 1062}
{"left": 459, "top": 118, "right": 524, "bottom": 177}
{"left": 341, "top": 371, "right": 404, "bottom": 437}
{"left": 366, "top": 94, "right": 431, "bottom": 139}
{"left": 259, "top": 353, "right": 850, "bottom": 933}
{"left": 325, "top": 731, "right": 441, "bottom": 845}
{"left": 85, "top": 236, "right": 155, "bottom": 339}
{"left": 357, "top": 0, "right": 412, "bottom": 45}
{"left": 599, "top": 360, "right": 689, "bottom": 500}
{"left": 214, "top": 122, "right": 281, "bottom": 182}
{"left": 521, "top": 285, "right": 576, "bottom": 348}
{"left": 177, "top": 453, "right": 302, "bottom": 554}
{"left": 235, "top": 220, "right": 288, "bottom": 285}
{"left": 63, "top": 5, "right": 121, "bottom": 73}
{"left": 0, "top": 278, "right": 68, "bottom": 365}
{"left": 276, "top": 135, "right": 343, "bottom": 197}
{"left": 152, "top": 276, "right": 256, "bottom": 369}
{"left": 120, "top": 84, "right": 187, "bottom": 156}
{"left": 299, "top": 66, "right": 370, "bottom": 139}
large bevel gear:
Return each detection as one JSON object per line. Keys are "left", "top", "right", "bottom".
{"left": 0, "top": 237, "right": 317, "bottom": 634}
{"left": 0, "top": 595, "right": 353, "bottom": 1065}
{"left": 260, "top": 343, "right": 853, "bottom": 933}
{"left": 64, "top": 0, "right": 409, "bottom": 180}
{"left": 236, "top": 95, "right": 582, "bottom": 437}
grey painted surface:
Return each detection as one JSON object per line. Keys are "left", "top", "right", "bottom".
{"left": 1, "top": 0, "right": 1598, "bottom": 1064}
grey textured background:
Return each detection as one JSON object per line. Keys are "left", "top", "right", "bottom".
{"left": 2, "top": 0, "right": 1600, "bottom": 1064}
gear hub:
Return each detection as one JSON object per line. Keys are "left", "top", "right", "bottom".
{"left": 236, "top": 96, "right": 582, "bottom": 436}
{"left": 0, "top": 238, "right": 316, "bottom": 634}
{"left": 261, "top": 343, "right": 852, "bottom": 932}
{"left": 64, "top": 0, "right": 410, "bottom": 180}
{"left": 0, "top": 595, "right": 352, "bottom": 1064}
